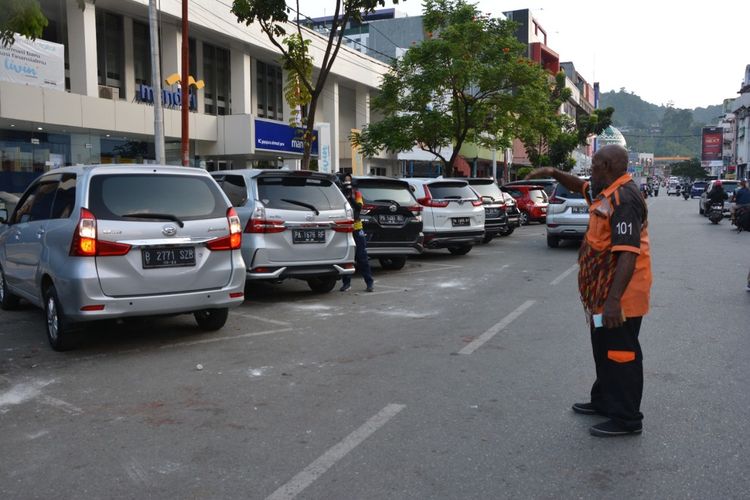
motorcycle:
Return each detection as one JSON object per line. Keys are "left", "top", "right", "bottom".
{"left": 708, "top": 203, "right": 724, "bottom": 224}
{"left": 682, "top": 188, "right": 690, "bottom": 200}
{"left": 733, "top": 205, "right": 750, "bottom": 232}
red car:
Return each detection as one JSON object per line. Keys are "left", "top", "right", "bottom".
{"left": 501, "top": 184, "right": 549, "bottom": 225}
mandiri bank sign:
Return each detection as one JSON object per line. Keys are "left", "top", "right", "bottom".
{"left": 254, "top": 118, "right": 318, "bottom": 157}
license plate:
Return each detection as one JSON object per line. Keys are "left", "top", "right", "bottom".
{"left": 572, "top": 206, "right": 588, "bottom": 214}
{"left": 292, "top": 229, "right": 326, "bottom": 244}
{"left": 452, "top": 217, "right": 470, "bottom": 227}
{"left": 142, "top": 246, "right": 195, "bottom": 269}
{"left": 379, "top": 214, "right": 405, "bottom": 225}
{"left": 485, "top": 208, "right": 500, "bottom": 218}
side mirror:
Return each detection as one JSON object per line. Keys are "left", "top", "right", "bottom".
{"left": 0, "top": 209, "right": 7, "bottom": 224}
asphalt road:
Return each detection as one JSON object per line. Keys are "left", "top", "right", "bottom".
{"left": 1, "top": 194, "right": 749, "bottom": 499}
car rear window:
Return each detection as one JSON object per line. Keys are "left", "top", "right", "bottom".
{"left": 213, "top": 174, "right": 248, "bottom": 207}
{"left": 554, "top": 183, "right": 584, "bottom": 199}
{"left": 89, "top": 174, "right": 228, "bottom": 220}
{"left": 257, "top": 175, "right": 344, "bottom": 211}
{"left": 356, "top": 181, "right": 416, "bottom": 205}
{"left": 693, "top": 182, "right": 707, "bottom": 188}
{"left": 470, "top": 182, "right": 503, "bottom": 200}
{"left": 428, "top": 182, "right": 477, "bottom": 199}
{"left": 529, "top": 189, "right": 548, "bottom": 203}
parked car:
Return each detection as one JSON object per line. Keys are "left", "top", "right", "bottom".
{"left": 667, "top": 182, "right": 680, "bottom": 196}
{"left": 699, "top": 180, "right": 739, "bottom": 216}
{"left": 690, "top": 181, "right": 708, "bottom": 199}
{"left": 351, "top": 176, "right": 423, "bottom": 270}
{"left": 464, "top": 178, "right": 509, "bottom": 243}
{"left": 502, "top": 184, "right": 549, "bottom": 225}
{"left": 500, "top": 192, "right": 521, "bottom": 235}
{"left": 0, "top": 165, "right": 246, "bottom": 351}
{"left": 211, "top": 169, "right": 355, "bottom": 292}
{"left": 403, "top": 178, "right": 485, "bottom": 255}
{"left": 505, "top": 178, "right": 557, "bottom": 196}
{"left": 546, "top": 180, "right": 588, "bottom": 248}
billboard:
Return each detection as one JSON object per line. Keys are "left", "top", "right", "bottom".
{"left": 254, "top": 118, "right": 318, "bottom": 156}
{"left": 701, "top": 127, "right": 723, "bottom": 164}
{"left": 0, "top": 34, "right": 65, "bottom": 90}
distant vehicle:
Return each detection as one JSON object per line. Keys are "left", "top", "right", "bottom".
{"left": 505, "top": 178, "right": 557, "bottom": 196}
{"left": 403, "top": 178, "right": 485, "bottom": 255}
{"left": 700, "top": 180, "right": 739, "bottom": 216}
{"left": 667, "top": 182, "right": 680, "bottom": 196}
{"left": 546, "top": 180, "right": 588, "bottom": 248}
{"left": 690, "top": 181, "right": 708, "bottom": 198}
{"left": 464, "top": 178, "right": 510, "bottom": 243}
{"left": 212, "top": 169, "right": 355, "bottom": 293}
{"left": 502, "top": 185, "right": 549, "bottom": 225}
{"left": 0, "top": 165, "right": 246, "bottom": 351}
{"left": 500, "top": 192, "right": 521, "bottom": 235}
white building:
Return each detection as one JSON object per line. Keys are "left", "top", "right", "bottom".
{"left": 0, "top": 0, "right": 396, "bottom": 193}
{"left": 730, "top": 65, "right": 750, "bottom": 180}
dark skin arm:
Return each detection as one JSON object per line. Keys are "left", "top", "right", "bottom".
{"left": 526, "top": 167, "right": 586, "bottom": 194}
{"left": 603, "top": 252, "right": 637, "bottom": 328}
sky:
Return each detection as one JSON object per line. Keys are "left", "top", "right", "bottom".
{"left": 299, "top": 0, "right": 750, "bottom": 110}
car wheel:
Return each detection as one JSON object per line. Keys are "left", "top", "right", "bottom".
{"left": 0, "top": 266, "right": 21, "bottom": 310}
{"left": 448, "top": 245, "right": 472, "bottom": 256}
{"left": 307, "top": 276, "right": 337, "bottom": 293}
{"left": 194, "top": 308, "right": 229, "bottom": 331}
{"left": 378, "top": 256, "right": 407, "bottom": 270}
{"left": 547, "top": 234, "right": 560, "bottom": 248}
{"left": 519, "top": 212, "right": 529, "bottom": 226}
{"left": 482, "top": 234, "right": 494, "bottom": 244}
{"left": 44, "top": 285, "right": 77, "bottom": 351}
{"left": 500, "top": 227, "right": 515, "bottom": 237}
{"left": 699, "top": 204, "right": 704, "bottom": 215}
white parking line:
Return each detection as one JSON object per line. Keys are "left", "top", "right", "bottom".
{"left": 399, "top": 264, "right": 462, "bottom": 276}
{"left": 40, "top": 395, "right": 83, "bottom": 415}
{"left": 266, "top": 404, "right": 406, "bottom": 500}
{"left": 550, "top": 264, "right": 579, "bottom": 286}
{"left": 235, "top": 313, "right": 292, "bottom": 327}
{"left": 458, "top": 300, "right": 536, "bottom": 355}
{"left": 160, "top": 328, "right": 294, "bottom": 349}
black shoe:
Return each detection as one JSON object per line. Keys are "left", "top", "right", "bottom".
{"left": 339, "top": 283, "right": 351, "bottom": 292}
{"left": 365, "top": 285, "right": 374, "bottom": 292}
{"left": 572, "top": 402, "right": 602, "bottom": 415}
{"left": 589, "top": 419, "right": 642, "bottom": 437}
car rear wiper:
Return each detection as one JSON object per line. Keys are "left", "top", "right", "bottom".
{"left": 280, "top": 198, "right": 319, "bottom": 215}
{"left": 121, "top": 212, "right": 185, "bottom": 227}
{"left": 373, "top": 199, "right": 401, "bottom": 206}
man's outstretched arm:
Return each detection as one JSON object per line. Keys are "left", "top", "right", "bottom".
{"left": 526, "top": 167, "right": 586, "bottom": 195}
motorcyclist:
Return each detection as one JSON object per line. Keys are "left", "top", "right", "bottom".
{"left": 730, "top": 179, "right": 750, "bottom": 224}
{"left": 707, "top": 180, "right": 729, "bottom": 211}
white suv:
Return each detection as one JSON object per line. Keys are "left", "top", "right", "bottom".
{"left": 403, "top": 178, "right": 484, "bottom": 255}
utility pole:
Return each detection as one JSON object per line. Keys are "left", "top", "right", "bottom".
{"left": 148, "top": 0, "right": 165, "bottom": 164}
{"left": 181, "top": 0, "right": 189, "bottom": 166}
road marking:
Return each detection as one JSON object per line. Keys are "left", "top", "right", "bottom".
{"left": 235, "top": 313, "right": 291, "bottom": 327}
{"left": 399, "top": 264, "right": 462, "bottom": 276}
{"left": 458, "top": 300, "right": 536, "bottom": 355}
{"left": 266, "top": 403, "right": 405, "bottom": 500}
{"left": 550, "top": 264, "right": 579, "bottom": 286}
{"left": 160, "top": 328, "right": 293, "bottom": 349}
{"left": 40, "top": 395, "right": 83, "bottom": 415}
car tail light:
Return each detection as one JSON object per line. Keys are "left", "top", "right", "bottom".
{"left": 80, "top": 304, "right": 105, "bottom": 311}
{"left": 548, "top": 196, "right": 565, "bottom": 204}
{"left": 343, "top": 263, "right": 355, "bottom": 269}
{"left": 407, "top": 205, "right": 423, "bottom": 217}
{"left": 333, "top": 218, "right": 355, "bottom": 233}
{"left": 417, "top": 186, "right": 449, "bottom": 207}
{"left": 245, "top": 206, "right": 285, "bottom": 233}
{"left": 70, "top": 208, "right": 131, "bottom": 257}
{"left": 207, "top": 207, "right": 243, "bottom": 251}
{"left": 229, "top": 292, "right": 244, "bottom": 299}
{"left": 471, "top": 198, "right": 483, "bottom": 207}
{"left": 361, "top": 204, "right": 377, "bottom": 215}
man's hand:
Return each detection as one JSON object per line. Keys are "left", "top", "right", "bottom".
{"left": 602, "top": 297, "right": 625, "bottom": 329}
{"left": 525, "top": 167, "right": 555, "bottom": 180}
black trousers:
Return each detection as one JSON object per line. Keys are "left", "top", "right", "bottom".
{"left": 590, "top": 317, "right": 644, "bottom": 429}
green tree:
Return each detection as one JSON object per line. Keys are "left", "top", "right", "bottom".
{"left": 547, "top": 106, "right": 614, "bottom": 171}
{"left": 670, "top": 157, "right": 706, "bottom": 180}
{"left": 232, "top": 0, "right": 398, "bottom": 170}
{"left": 352, "top": 0, "right": 555, "bottom": 177}
{"left": 1, "top": 0, "right": 89, "bottom": 48}
{"left": 518, "top": 71, "right": 571, "bottom": 168}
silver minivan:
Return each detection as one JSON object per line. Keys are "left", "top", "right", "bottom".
{"left": 211, "top": 169, "right": 355, "bottom": 293}
{"left": 0, "top": 165, "right": 246, "bottom": 350}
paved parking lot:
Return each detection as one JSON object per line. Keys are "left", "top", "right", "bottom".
{"left": 2, "top": 197, "right": 749, "bottom": 499}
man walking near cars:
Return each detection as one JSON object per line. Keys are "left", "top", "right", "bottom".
{"left": 340, "top": 174, "right": 374, "bottom": 292}
{"left": 527, "top": 144, "right": 652, "bottom": 437}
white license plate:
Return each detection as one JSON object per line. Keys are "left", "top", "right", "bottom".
{"left": 572, "top": 207, "right": 588, "bottom": 214}
{"left": 142, "top": 246, "right": 195, "bottom": 269}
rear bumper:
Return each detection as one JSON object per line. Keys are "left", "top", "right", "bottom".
{"left": 365, "top": 244, "right": 423, "bottom": 256}
{"left": 247, "top": 263, "right": 354, "bottom": 280}
{"left": 484, "top": 218, "right": 508, "bottom": 235}
{"left": 423, "top": 230, "right": 484, "bottom": 249}
{"left": 547, "top": 224, "right": 587, "bottom": 238}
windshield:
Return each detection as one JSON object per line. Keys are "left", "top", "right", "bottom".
{"left": 357, "top": 181, "right": 417, "bottom": 205}
{"left": 553, "top": 183, "right": 584, "bottom": 199}
{"left": 257, "top": 175, "right": 344, "bottom": 211}
{"left": 470, "top": 182, "right": 503, "bottom": 200}
{"left": 428, "top": 182, "right": 477, "bottom": 199}
{"left": 529, "top": 189, "right": 548, "bottom": 203}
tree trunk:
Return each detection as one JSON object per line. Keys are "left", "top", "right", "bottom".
{"left": 300, "top": 93, "right": 321, "bottom": 170}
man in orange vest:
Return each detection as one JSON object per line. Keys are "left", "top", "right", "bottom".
{"left": 340, "top": 174, "right": 374, "bottom": 292}
{"left": 528, "top": 145, "right": 652, "bottom": 437}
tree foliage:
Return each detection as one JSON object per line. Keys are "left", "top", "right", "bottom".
{"left": 232, "top": 0, "right": 397, "bottom": 170}
{"left": 670, "top": 157, "right": 706, "bottom": 180}
{"left": 518, "top": 71, "right": 571, "bottom": 168}
{"left": 1, "top": 0, "right": 90, "bottom": 48}
{"left": 352, "top": 0, "right": 555, "bottom": 177}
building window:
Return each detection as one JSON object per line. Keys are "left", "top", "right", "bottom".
{"left": 133, "top": 21, "right": 151, "bottom": 86}
{"left": 96, "top": 11, "right": 125, "bottom": 97}
{"left": 203, "top": 42, "right": 231, "bottom": 115}
{"left": 39, "top": 0, "right": 69, "bottom": 91}
{"left": 257, "top": 61, "right": 283, "bottom": 121}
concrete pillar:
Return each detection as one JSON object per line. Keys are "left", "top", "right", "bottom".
{"left": 230, "top": 47, "right": 252, "bottom": 114}
{"left": 321, "top": 80, "right": 340, "bottom": 172}
{"left": 160, "top": 23, "right": 181, "bottom": 80}
{"left": 123, "top": 17, "right": 135, "bottom": 101}
{"left": 67, "top": 0, "right": 98, "bottom": 97}
{"left": 195, "top": 41, "right": 204, "bottom": 113}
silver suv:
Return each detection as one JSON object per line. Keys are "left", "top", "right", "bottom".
{"left": 546, "top": 180, "right": 589, "bottom": 248}
{"left": 0, "top": 165, "right": 246, "bottom": 350}
{"left": 211, "top": 169, "right": 355, "bottom": 293}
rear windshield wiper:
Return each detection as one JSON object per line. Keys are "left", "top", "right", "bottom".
{"left": 280, "top": 199, "right": 319, "bottom": 215}
{"left": 373, "top": 199, "right": 401, "bottom": 206}
{"left": 121, "top": 212, "right": 185, "bottom": 227}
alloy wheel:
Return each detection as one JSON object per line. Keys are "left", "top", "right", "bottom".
{"left": 0, "top": 273, "right": 4, "bottom": 302}
{"left": 46, "top": 296, "right": 59, "bottom": 342}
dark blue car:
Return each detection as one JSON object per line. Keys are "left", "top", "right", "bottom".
{"left": 691, "top": 181, "right": 708, "bottom": 198}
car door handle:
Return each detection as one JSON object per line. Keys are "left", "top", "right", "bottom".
{"left": 36, "top": 229, "right": 46, "bottom": 238}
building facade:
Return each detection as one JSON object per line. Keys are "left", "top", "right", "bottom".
{"left": 729, "top": 65, "right": 750, "bottom": 180}
{"left": 0, "top": 0, "right": 397, "bottom": 194}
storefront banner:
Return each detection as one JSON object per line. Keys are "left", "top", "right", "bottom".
{"left": 254, "top": 118, "right": 318, "bottom": 156}
{"left": 0, "top": 34, "right": 65, "bottom": 90}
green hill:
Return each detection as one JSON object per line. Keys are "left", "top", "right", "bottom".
{"left": 599, "top": 89, "right": 723, "bottom": 157}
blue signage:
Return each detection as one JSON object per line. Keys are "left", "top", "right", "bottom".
{"left": 136, "top": 84, "right": 197, "bottom": 110}
{"left": 255, "top": 118, "right": 318, "bottom": 156}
